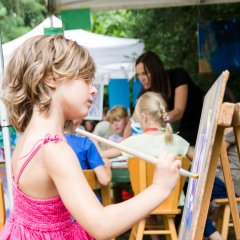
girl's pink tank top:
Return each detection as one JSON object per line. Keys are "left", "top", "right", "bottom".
{"left": 0, "top": 134, "right": 95, "bottom": 239}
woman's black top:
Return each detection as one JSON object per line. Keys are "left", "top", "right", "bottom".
{"left": 167, "top": 68, "right": 205, "bottom": 146}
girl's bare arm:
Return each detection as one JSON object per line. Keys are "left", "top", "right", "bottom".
{"left": 45, "top": 142, "right": 180, "bottom": 240}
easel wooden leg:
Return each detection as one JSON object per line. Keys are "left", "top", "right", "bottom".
{"left": 221, "top": 126, "right": 240, "bottom": 239}
{"left": 221, "top": 204, "right": 230, "bottom": 240}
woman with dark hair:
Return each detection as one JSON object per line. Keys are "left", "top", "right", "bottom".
{"left": 135, "top": 50, "right": 205, "bottom": 146}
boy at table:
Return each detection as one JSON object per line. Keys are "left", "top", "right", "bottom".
{"left": 64, "top": 120, "right": 112, "bottom": 186}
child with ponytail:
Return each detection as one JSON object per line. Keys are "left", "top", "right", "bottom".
{"left": 101, "top": 91, "right": 194, "bottom": 160}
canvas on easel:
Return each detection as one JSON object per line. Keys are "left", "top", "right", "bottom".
{"left": 178, "top": 70, "right": 236, "bottom": 239}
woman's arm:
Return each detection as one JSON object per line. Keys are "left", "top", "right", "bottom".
{"left": 187, "top": 146, "right": 195, "bottom": 161}
{"left": 168, "top": 84, "right": 188, "bottom": 122}
{"left": 45, "top": 142, "right": 180, "bottom": 240}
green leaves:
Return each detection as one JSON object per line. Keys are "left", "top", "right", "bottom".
{"left": 92, "top": 3, "right": 240, "bottom": 97}
{"left": 0, "top": 0, "right": 47, "bottom": 43}
{"left": 92, "top": 10, "right": 131, "bottom": 38}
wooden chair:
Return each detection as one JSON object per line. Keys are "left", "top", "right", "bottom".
{"left": 83, "top": 169, "right": 112, "bottom": 206}
{"left": 128, "top": 156, "right": 191, "bottom": 240}
{"left": 213, "top": 197, "right": 240, "bottom": 240}
{"left": 0, "top": 178, "right": 6, "bottom": 230}
{"left": 83, "top": 170, "right": 116, "bottom": 240}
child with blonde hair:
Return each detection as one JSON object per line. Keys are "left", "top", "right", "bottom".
{"left": 106, "top": 105, "right": 129, "bottom": 143}
{"left": 0, "top": 35, "right": 181, "bottom": 239}
{"left": 102, "top": 91, "right": 194, "bottom": 160}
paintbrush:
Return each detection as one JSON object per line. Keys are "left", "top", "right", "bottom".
{"left": 76, "top": 128, "right": 198, "bottom": 179}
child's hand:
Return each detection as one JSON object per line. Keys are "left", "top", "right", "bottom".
{"left": 103, "top": 158, "right": 112, "bottom": 169}
{"left": 152, "top": 151, "right": 181, "bottom": 195}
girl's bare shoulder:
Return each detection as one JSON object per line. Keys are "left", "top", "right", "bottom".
{"left": 43, "top": 140, "right": 79, "bottom": 172}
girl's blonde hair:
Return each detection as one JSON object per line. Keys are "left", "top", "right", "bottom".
{"left": 134, "top": 91, "right": 173, "bottom": 143}
{"left": 2, "top": 35, "right": 95, "bottom": 133}
{"left": 106, "top": 105, "right": 128, "bottom": 123}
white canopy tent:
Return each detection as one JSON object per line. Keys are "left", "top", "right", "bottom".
{"left": 3, "top": 16, "right": 144, "bottom": 84}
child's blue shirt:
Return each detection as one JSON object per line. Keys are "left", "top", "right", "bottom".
{"left": 64, "top": 134, "right": 104, "bottom": 170}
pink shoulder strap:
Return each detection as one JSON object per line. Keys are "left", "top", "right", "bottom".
{"left": 15, "top": 134, "right": 62, "bottom": 185}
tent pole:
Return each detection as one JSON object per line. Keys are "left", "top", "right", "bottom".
{"left": 0, "top": 30, "right": 13, "bottom": 210}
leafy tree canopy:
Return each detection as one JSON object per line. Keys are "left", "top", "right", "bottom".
{"left": 93, "top": 3, "right": 240, "bottom": 97}
{"left": 0, "top": 0, "right": 47, "bottom": 43}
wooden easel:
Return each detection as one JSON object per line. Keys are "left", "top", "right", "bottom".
{"left": 204, "top": 103, "right": 240, "bottom": 239}
{"left": 178, "top": 70, "right": 240, "bottom": 239}
{"left": 217, "top": 103, "right": 240, "bottom": 239}
{"left": 77, "top": 70, "right": 240, "bottom": 239}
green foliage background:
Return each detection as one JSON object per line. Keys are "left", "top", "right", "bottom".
{"left": 0, "top": 0, "right": 47, "bottom": 43}
{"left": 93, "top": 3, "right": 240, "bottom": 99}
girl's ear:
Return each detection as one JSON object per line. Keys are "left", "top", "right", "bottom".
{"left": 44, "top": 73, "right": 57, "bottom": 89}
